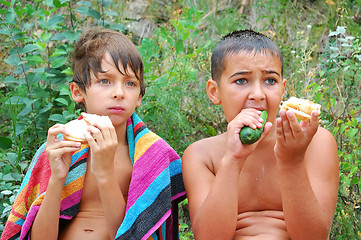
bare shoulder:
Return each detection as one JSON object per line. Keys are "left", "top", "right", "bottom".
{"left": 307, "top": 126, "right": 338, "bottom": 158}
{"left": 182, "top": 133, "right": 226, "bottom": 169}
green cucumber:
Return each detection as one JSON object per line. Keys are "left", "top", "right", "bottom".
{"left": 240, "top": 110, "right": 268, "bottom": 145}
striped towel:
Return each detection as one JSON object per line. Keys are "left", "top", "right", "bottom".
{"left": 1, "top": 113, "right": 185, "bottom": 240}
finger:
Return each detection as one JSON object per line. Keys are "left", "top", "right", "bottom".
{"left": 275, "top": 117, "right": 286, "bottom": 143}
{"left": 258, "top": 122, "right": 273, "bottom": 141}
{"left": 96, "top": 118, "right": 116, "bottom": 142}
{"left": 47, "top": 124, "right": 67, "bottom": 144}
{"left": 46, "top": 143, "right": 81, "bottom": 161}
{"left": 84, "top": 126, "right": 100, "bottom": 146}
{"left": 280, "top": 110, "right": 293, "bottom": 140}
{"left": 47, "top": 140, "right": 81, "bottom": 151}
{"left": 234, "top": 113, "right": 263, "bottom": 129}
{"left": 307, "top": 110, "right": 319, "bottom": 137}
{"left": 286, "top": 110, "right": 303, "bottom": 138}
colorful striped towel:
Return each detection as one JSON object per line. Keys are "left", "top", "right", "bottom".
{"left": 1, "top": 113, "right": 185, "bottom": 240}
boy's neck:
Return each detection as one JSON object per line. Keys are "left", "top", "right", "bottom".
{"left": 114, "top": 123, "right": 128, "bottom": 146}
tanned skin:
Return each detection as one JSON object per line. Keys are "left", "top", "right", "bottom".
{"left": 182, "top": 51, "right": 339, "bottom": 240}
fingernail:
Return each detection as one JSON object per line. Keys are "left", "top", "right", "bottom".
{"left": 287, "top": 111, "right": 294, "bottom": 116}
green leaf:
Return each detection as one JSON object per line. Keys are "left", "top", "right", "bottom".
{"left": 6, "top": 153, "right": 17, "bottom": 165}
{"left": 18, "top": 104, "right": 32, "bottom": 117}
{"left": 6, "top": 173, "right": 23, "bottom": 181}
{"left": 47, "top": 14, "right": 64, "bottom": 27}
{"left": 110, "top": 24, "right": 125, "bottom": 32}
{"left": 4, "top": 76, "right": 18, "bottom": 84}
{"left": 34, "top": 42, "right": 46, "bottom": 52}
{"left": 4, "top": 55, "right": 21, "bottom": 66}
{"left": 42, "top": 33, "right": 52, "bottom": 42}
{"left": 55, "top": 97, "right": 69, "bottom": 106}
{"left": 0, "top": 137, "right": 12, "bottom": 150}
{"left": 77, "top": 1, "right": 92, "bottom": 7}
{"left": 23, "top": 44, "right": 38, "bottom": 53}
{"left": 49, "top": 114, "right": 66, "bottom": 123}
{"left": 63, "top": 31, "right": 80, "bottom": 43}
{"left": 74, "top": 6, "right": 89, "bottom": 15}
{"left": 28, "top": 55, "right": 45, "bottom": 64}
{"left": 175, "top": 40, "right": 184, "bottom": 53}
{"left": 347, "top": 128, "right": 359, "bottom": 141}
{"left": 0, "top": 0, "right": 11, "bottom": 7}
{"left": 51, "top": 48, "right": 67, "bottom": 57}
{"left": 0, "top": 27, "right": 11, "bottom": 36}
{"left": 51, "top": 57, "right": 67, "bottom": 68}
{"left": 61, "top": 67, "right": 73, "bottom": 75}
{"left": 87, "top": 9, "right": 101, "bottom": 19}
{"left": 340, "top": 124, "right": 348, "bottom": 134}
{"left": 5, "top": 10, "right": 16, "bottom": 24}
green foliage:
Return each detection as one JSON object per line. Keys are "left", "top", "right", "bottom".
{"left": 137, "top": 6, "right": 226, "bottom": 155}
{"left": 0, "top": 0, "right": 360, "bottom": 239}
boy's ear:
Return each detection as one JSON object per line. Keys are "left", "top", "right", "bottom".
{"left": 136, "top": 94, "right": 142, "bottom": 108}
{"left": 281, "top": 78, "right": 287, "bottom": 99}
{"left": 206, "top": 79, "right": 221, "bottom": 105}
{"left": 70, "top": 82, "right": 85, "bottom": 103}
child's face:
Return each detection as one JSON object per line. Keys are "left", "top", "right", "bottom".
{"left": 208, "top": 51, "right": 286, "bottom": 123}
{"left": 71, "top": 52, "right": 142, "bottom": 127}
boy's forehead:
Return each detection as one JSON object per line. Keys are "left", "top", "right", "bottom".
{"left": 222, "top": 51, "right": 282, "bottom": 74}
{"left": 99, "top": 52, "right": 137, "bottom": 76}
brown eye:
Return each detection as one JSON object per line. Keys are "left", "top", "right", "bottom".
{"left": 99, "top": 79, "right": 110, "bottom": 84}
{"left": 125, "top": 81, "right": 137, "bottom": 87}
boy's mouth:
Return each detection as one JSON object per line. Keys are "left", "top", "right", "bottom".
{"left": 250, "top": 106, "right": 265, "bottom": 111}
{"left": 108, "top": 107, "right": 125, "bottom": 113}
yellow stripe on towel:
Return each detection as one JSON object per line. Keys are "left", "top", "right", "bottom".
{"left": 134, "top": 132, "right": 160, "bottom": 163}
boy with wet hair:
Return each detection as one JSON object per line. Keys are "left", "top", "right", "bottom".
{"left": 182, "top": 29, "right": 339, "bottom": 240}
{"left": 2, "top": 28, "right": 185, "bottom": 240}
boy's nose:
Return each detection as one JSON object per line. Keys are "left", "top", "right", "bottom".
{"left": 249, "top": 83, "right": 265, "bottom": 100}
{"left": 112, "top": 84, "right": 125, "bottom": 99}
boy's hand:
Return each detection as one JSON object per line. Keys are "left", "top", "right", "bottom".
{"left": 274, "top": 109, "right": 319, "bottom": 166}
{"left": 46, "top": 124, "right": 82, "bottom": 181}
{"left": 84, "top": 116, "right": 118, "bottom": 179}
{"left": 224, "top": 109, "right": 272, "bottom": 169}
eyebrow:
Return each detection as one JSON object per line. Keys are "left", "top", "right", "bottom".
{"left": 229, "top": 69, "right": 280, "bottom": 79}
{"left": 229, "top": 71, "right": 251, "bottom": 79}
{"left": 263, "top": 69, "right": 281, "bottom": 77}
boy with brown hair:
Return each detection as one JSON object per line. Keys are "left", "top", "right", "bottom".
{"left": 2, "top": 28, "right": 185, "bottom": 240}
{"left": 182, "top": 30, "right": 339, "bottom": 240}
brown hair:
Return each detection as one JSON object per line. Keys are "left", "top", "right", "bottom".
{"left": 72, "top": 28, "right": 145, "bottom": 96}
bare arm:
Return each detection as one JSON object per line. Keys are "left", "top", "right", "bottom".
{"left": 183, "top": 109, "right": 272, "bottom": 240}
{"left": 31, "top": 125, "right": 81, "bottom": 240}
{"left": 275, "top": 110, "right": 339, "bottom": 240}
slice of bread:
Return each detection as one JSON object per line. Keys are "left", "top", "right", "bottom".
{"left": 63, "top": 113, "right": 109, "bottom": 143}
{"left": 281, "top": 97, "right": 321, "bottom": 122}
{"left": 63, "top": 118, "right": 89, "bottom": 143}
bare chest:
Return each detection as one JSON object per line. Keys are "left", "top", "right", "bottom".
{"left": 210, "top": 145, "right": 283, "bottom": 212}
{"left": 237, "top": 162, "right": 283, "bottom": 212}
{"left": 80, "top": 152, "right": 133, "bottom": 209}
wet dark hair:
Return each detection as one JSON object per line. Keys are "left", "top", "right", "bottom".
{"left": 72, "top": 28, "right": 145, "bottom": 96}
{"left": 211, "top": 29, "right": 284, "bottom": 84}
